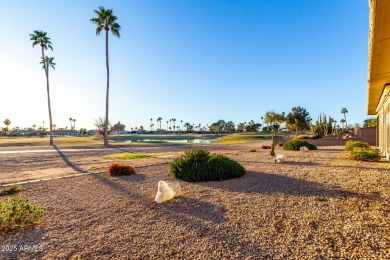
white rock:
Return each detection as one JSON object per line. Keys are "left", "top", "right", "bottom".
{"left": 274, "top": 154, "right": 285, "bottom": 163}
{"left": 155, "top": 181, "right": 183, "bottom": 203}
{"left": 300, "top": 146, "right": 310, "bottom": 152}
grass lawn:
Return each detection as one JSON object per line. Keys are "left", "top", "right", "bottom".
{"left": 212, "top": 133, "right": 269, "bottom": 144}
{"left": 104, "top": 152, "right": 179, "bottom": 160}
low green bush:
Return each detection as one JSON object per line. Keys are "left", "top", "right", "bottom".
{"left": 207, "top": 154, "right": 246, "bottom": 181}
{"left": 283, "top": 139, "right": 317, "bottom": 151}
{"left": 0, "top": 196, "right": 45, "bottom": 235}
{"left": 345, "top": 140, "right": 370, "bottom": 151}
{"left": 0, "top": 184, "right": 23, "bottom": 196}
{"left": 349, "top": 147, "right": 380, "bottom": 161}
{"left": 169, "top": 149, "right": 245, "bottom": 182}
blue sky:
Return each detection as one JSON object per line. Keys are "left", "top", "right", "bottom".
{"left": 0, "top": 0, "right": 370, "bottom": 130}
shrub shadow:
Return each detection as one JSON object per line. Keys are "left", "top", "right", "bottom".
{"left": 197, "top": 171, "right": 380, "bottom": 200}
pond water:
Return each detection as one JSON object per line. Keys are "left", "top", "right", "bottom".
{"left": 109, "top": 138, "right": 212, "bottom": 144}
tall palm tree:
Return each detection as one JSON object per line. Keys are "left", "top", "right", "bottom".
{"left": 181, "top": 120, "right": 183, "bottom": 130}
{"left": 73, "top": 118, "right": 76, "bottom": 130}
{"left": 69, "top": 117, "right": 73, "bottom": 129}
{"left": 341, "top": 108, "right": 348, "bottom": 130}
{"left": 91, "top": 6, "right": 121, "bottom": 146}
{"left": 53, "top": 124, "right": 57, "bottom": 131}
{"left": 172, "top": 118, "right": 176, "bottom": 132}
{"left": 340, "top": 119, "right": 346, "bottom": 131}
{"left": 166, "top": 121, "right": 169, "bottom": 131}
{"left": 30, "top": 30, "right": 54, "bottom": 145}
{"left": 3, "top": 119, "right": 11, "bottom": 133}
{"left": 156, "top": 117, "right": 162, "bottom": 130}
{"left": 32, "top": 124, "right": 36, "bottom": 130}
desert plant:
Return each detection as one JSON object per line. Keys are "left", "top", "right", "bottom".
{"left": 277, "top": 142, "right": 283, "bottom": 147}
{"left": 0, "top": 196, "right": 45, "bottom": 235}
{"left": 345, "top": 140, "right": 370, "bottom": 151}
{"left": 249, "top": 149, "right": 257, "bottom": 152}
{"left": 0, "top": 184, "right": 23, "bottom": 196}
{"left": 283, "top": 139, "right": 317, "bottom": 151}
{"left": 349, "top": 147, "right": 379, "bottom": 161}
{"left": 261, "top": 145, "right": 271, "bottom": 149}
{"left": 107, "top": 163, "right": 136, "bottom": 176}
{"left": 169, "top": 149, "right": 245, "bottom": 182}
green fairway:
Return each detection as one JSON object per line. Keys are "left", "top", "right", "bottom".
{"left": 211, "top": 134, "right": 269, "bottom": 144}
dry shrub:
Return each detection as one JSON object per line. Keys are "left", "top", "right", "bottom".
{"left": 107, "top": 163, "right": 136, "bottom": 176}
{"left": 261, "top": 145, "right": 271, "bottom": 149}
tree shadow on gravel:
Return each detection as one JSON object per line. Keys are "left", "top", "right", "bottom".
{"left": 53, "top": 145, "right": 87, "bottom": 173}
{"left": 197, "top": 171, "right": 381, "bottom": 200}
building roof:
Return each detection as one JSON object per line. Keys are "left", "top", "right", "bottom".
{"left": 367, "top": 0, "right": 390, "bottom": 114}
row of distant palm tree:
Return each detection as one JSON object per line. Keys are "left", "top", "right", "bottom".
{"left": 68, "top": 118, "right": 77, "bottom": 130}
{"left": 151, "top": 118, "right": 190, "bottom": 132}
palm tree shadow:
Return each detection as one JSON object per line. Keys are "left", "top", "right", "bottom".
{"left": 53, "top": 145, "right": 87, "bottom": 173}
{"left": 198, "top": 171, "right": 380, "bottom": 200}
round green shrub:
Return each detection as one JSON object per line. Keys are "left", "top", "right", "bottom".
{"left": 207, "top": 154, "right": 245, "bottom": 181}
{"left": 345, "top": 140, "right": 370, "bottom": 151}
{"left": 169, "top": 149, "right": 245, "bottom": 182}
{"left": 349, "top": 147, "right": 379, "bottom": 161}
{"left": 283, "top": 139, "right": 317, "bottom": 151}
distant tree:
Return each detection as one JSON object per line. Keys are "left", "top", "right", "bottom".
{"left": 94, "top": 117, "right": 111, "bottom": 137}
{"left": 69, "top": 117, "right": 73, "bottom": 130}
{"left": 225, "top": 121, "right": 236, "bottom": 133}
{"left": 286, "top": 106, "right": 311, "bottom": 134}
{"left": 245, "top": 120, "right": 262, "bottom": 132}
{"left": 157, "top": 117, "right": 162, "bottom": 130}
{"left": 184, "top": 122, "right": 193, "bottom": 132}
{"left": 91, "top": 6, "right": 121, "bottom": 146}
{"left": 341, "top": 108, "right": 348, "bottom": 129}
{"left": 172, "top": 118, "right": 176, "bottom": 132}
{"left": 72, "top": 118, "right": 76, "bottom": 130}
{"left": 237, "top": 122, "right": 246, "bottom": 132}
{"left": 340, "top": 119, "right": 346, "bottom": 131}
{"left": 32, "top": 124, "right": 36, "bottom": 130}
{"left": 166, "top": 121, "right": 169, "bottom": 131}
{"left": 30, "top": 30, "right": 54, "bottom": 145}
{"left": 79, "top": 128, "right": 87, "bottom": 134}
{"left": 53, "top": 124, "right": 57, "bottom": 130}
{"left": 112, "top": 121, "right": 126, "bottom": 132}
{"left": 363, "top": 118, "right": 377, "bottom": 127}
{"left": 3, "top": 119, "right": 11, "bottom": 133}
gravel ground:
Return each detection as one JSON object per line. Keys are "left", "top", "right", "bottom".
{"left": 0, "top": 145, "right": 389, "bottom": 259}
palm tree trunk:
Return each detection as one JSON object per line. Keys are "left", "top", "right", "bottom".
{"left": 41, "top": 47, "right": 53, "bottom": 146}
{"left": 104, "top": 28, "right": 110, "bottom": 146}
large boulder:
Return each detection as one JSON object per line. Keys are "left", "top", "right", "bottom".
{"left": 155, "top": 181, "right": 183, "bottom": 203}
